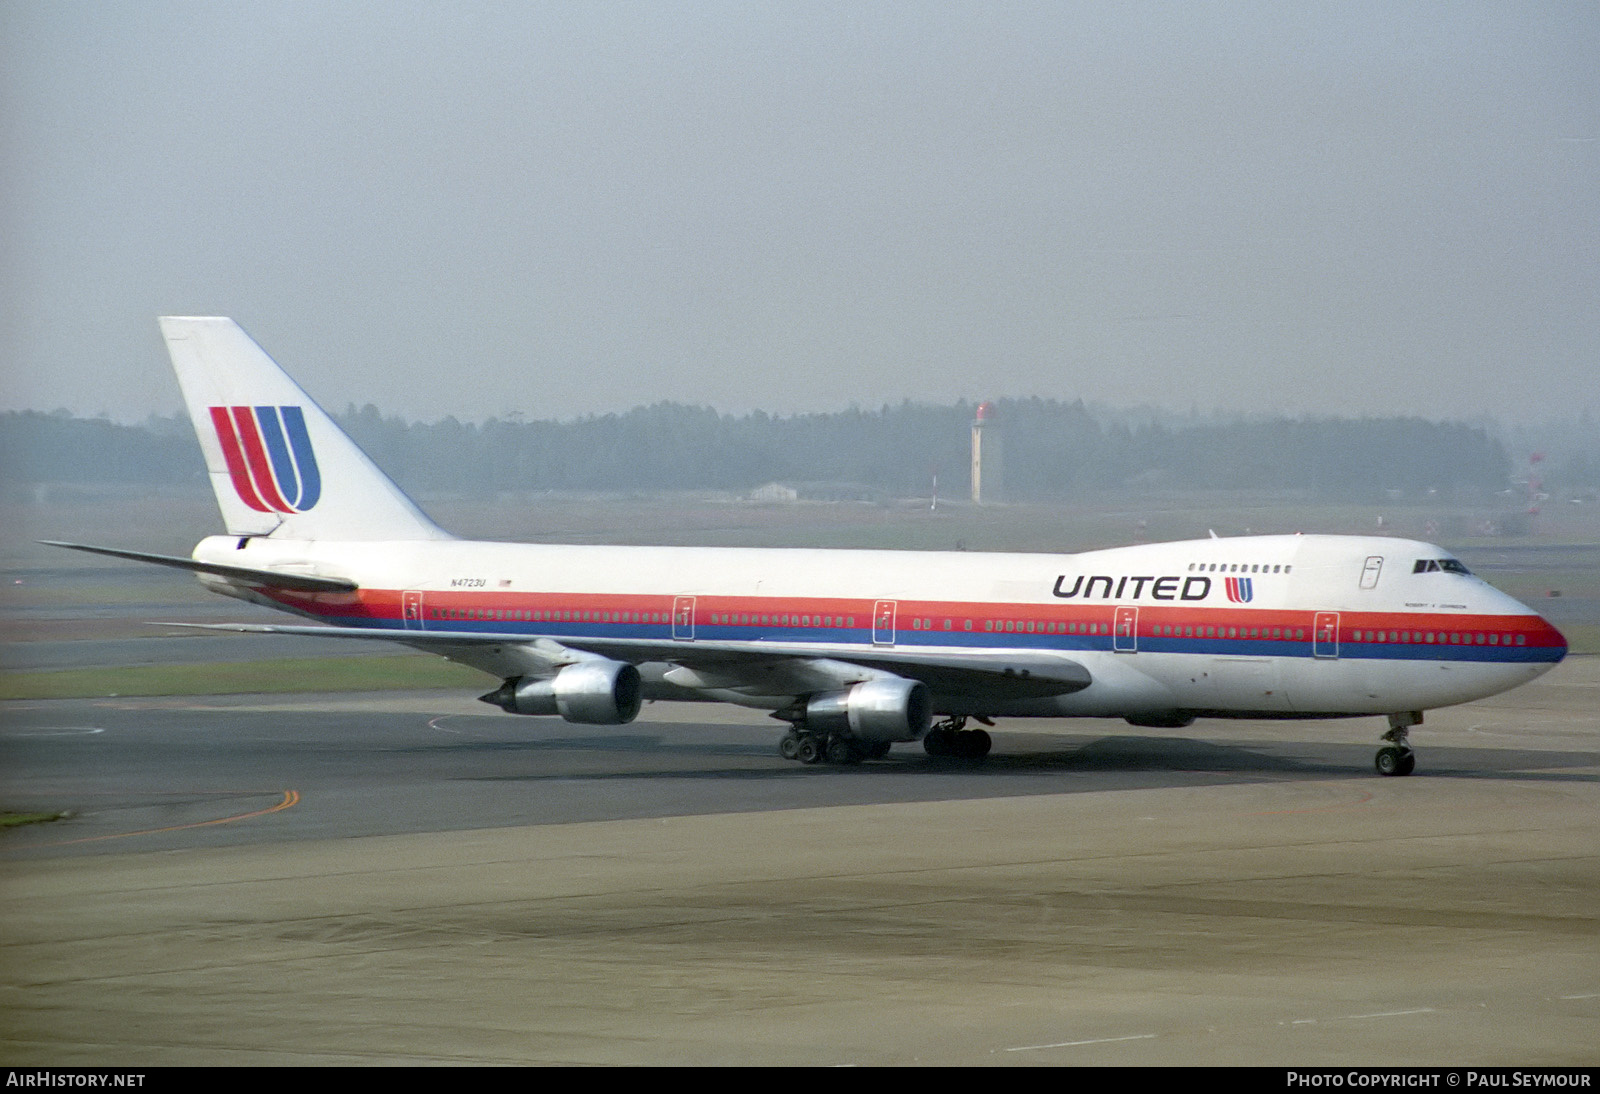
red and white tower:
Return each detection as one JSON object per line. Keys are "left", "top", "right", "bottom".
{"left": 970, "top": 402, "right": 1004, "bottom": 505}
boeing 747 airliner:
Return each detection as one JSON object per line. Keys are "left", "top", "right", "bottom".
{"left": 48, "top": 318, "right": 1568, "bottom": 775}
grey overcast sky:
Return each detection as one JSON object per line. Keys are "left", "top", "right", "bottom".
{"left": 2, "top": 1, "right": 1595, "bottom": 424}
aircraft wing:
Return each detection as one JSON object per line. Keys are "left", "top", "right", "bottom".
{"left": 167, "top": 622, "right": 1092, "bottom": 701}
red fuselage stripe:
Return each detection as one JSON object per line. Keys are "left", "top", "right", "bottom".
{"left": 263, "top": 588, "right": 1566, "bottom": 650}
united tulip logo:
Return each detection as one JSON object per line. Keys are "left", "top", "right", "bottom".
{"left": 209, "top": 405, "right": 322, "bottom": 513}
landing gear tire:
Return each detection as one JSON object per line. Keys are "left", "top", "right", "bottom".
{"left": 1375, "top": 746, "right": 1415, "bottom": 777}
{"left": 826, "top": 737, "right": 862, "bottom": 765}
{"left": 780, "top": 728, "right": 883, "bottom": 765}
{"left": 924, "top": 719, "right": 992, "bottom": 761}
{"left": 1377, "top": 713, "right": 1420, "bottom": 776}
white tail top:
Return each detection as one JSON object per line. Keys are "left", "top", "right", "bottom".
{"left": 160, "top": 317, "right": 451, "bottom": 541}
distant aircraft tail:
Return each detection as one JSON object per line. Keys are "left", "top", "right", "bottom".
{"left": 159, "top": 317, "right": 451, "bottom": 541}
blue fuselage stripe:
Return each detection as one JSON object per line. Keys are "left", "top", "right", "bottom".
{"left": 313, "top": 613, "right": 1565, "bottom": 664}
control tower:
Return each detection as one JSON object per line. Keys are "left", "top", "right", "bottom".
{"left": 970, "top": 401, "right": 1003, "bottom": 505}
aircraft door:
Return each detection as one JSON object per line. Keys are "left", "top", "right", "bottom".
{"left": 402, "top": 590, "right": 425, "bottom": 631}
{"left": 1360, "top": 556, "right": 1383, "bottom": 589}
{"left": 872, "top": 600, "right": 897, "bottom": 646}
{"left": 1114, "top": 605, "right": 1138, "bottom": 652}
{"left": 1313, "top": 611, "right": 1339, "bottom": 659}
{"left": 672, "top": 596, "right": 696, "bottom": 640}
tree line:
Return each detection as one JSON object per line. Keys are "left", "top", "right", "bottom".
{"left": 0, "top": 399, "right": 1523, "bottom": 502}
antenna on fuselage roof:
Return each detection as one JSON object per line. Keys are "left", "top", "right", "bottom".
{"left": 1208, "top": 529, "right": 1219, "bottom": 539}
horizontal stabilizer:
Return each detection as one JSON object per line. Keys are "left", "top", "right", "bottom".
{"left": 41, "top": 541, "right": 358, "bottom": 594}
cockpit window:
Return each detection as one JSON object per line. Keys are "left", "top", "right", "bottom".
{"left": 1413, "top": 558, "right": 1471, "bottom": 575}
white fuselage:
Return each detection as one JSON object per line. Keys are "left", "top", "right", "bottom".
{"left": 196, "top": 532, "right": 1567, "bottom": 722}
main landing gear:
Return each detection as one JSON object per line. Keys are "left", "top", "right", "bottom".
{"left": 1375, "top": 712, "right": 1421, "bottom": 777}
{"left": 777, "top": 730, "right": 891, "bottom": 765}
{"left": 921, "top": 716, "right": 993, "bottom": 760}
{"left": 775, "top": 715, "right": 998, "bottom": 765}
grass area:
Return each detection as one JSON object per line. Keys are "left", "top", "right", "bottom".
{"left": 0, "top": 811, "right": 64, "bottom": 828}
{"left": 4, "top": 630, "right": 1592, "bottom": 700}
{"left": 0, "top": 655, "right": 493, "bottom": 700}
{"left": 1, "top": 581, "right": 217, "bottom": 608}
{"left": 9, "top": 490, "right": 1600, "bottom": 556}
{"left": 4, "top": 494, "right": 1595, "bottom": 695}
{"left": 0, "top": 810, "right": 66, "bottom": 829}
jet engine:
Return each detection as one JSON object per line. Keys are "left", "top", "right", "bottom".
{"left": 480, "top": 661, "right": 643, "bottom": 725}
{"left": 803, "top": 678, "right": 931, "bottom": 742}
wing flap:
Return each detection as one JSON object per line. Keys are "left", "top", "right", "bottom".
{"left": 164, "top": 622, "right": 1093, "bottom": 699}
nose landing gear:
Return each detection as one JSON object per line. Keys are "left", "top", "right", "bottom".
{"left": 1375, "top": 712, "right": 1421, "bottom": 776}
{"left": 1375, "top": 744, "right": 1416, "bottom": 776}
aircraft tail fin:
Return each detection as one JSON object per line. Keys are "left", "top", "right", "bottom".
{"left": 159, "top": 317, "right": 451, "bottom": 541}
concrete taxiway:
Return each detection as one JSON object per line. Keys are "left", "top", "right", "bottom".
{"left": 1, "top": 659, "right": 1596, "bottom": 1065}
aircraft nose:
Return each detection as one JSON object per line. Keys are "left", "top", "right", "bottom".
{"left": 1494, "top": 586, "right": 1568, "bottom": 664}
{"left": 1542, "top": 617, "right": 1569, "bottom": 663}
{"left": 1520, "top": 598, "right": 1568, "bottom": 665}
